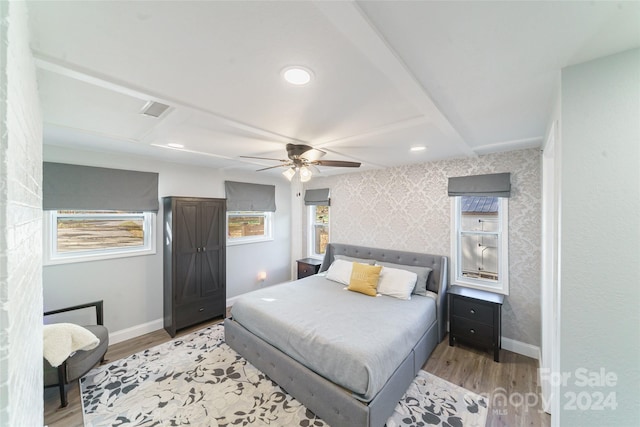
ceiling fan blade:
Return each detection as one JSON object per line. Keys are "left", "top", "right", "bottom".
{"left": 313, "top": 160, "right": 361, "bottom": 168}
{"left": 240, "top": 155, "right": 288, "bottom": 162}
{"left": 256, "top": 164, "right": 291, "bottom": 172}
{"left": 301, "top": 148, "right": 326, "bottom": 162}
{"left": 286, "top": 143, "right": 326, "bottom": 160}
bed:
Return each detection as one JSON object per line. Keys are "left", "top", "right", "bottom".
{"left": 224, "top": 243, "right": 448, "bottom": 427}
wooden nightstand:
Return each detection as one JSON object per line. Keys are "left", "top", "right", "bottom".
{"left": 448, "top": 285, "right": 504, "bottom": 362}
{"left": 296, "top": 258, "right": 322, "bottom": 279}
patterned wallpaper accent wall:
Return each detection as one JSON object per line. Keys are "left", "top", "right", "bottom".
{"left": 310, "top": 148, "right": 541, "bottom": 347}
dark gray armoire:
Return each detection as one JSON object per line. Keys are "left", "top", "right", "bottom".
{"left": 163, "top": 197, "right": 226, "bottom": 337}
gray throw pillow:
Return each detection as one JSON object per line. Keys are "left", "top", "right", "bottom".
{"left": 334, "top": 254, "right": 376, "bottom": 265}
{"left": 375, "top": 261, "right": 433, "bottom": 296}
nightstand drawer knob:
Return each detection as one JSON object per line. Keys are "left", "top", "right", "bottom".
{"left": 199, "top": 307, "right": 205, "bottom": 312}
{"left": 470, "top": 329, "right": 475, "bottom": 334}
{"left": 470, "top": 309, "right": 476, "bottom": 314}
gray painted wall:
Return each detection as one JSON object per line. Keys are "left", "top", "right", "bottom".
{"left": 559, "top": 48, "right": 640, "bottom": 425}
{"left": 310, "top": 148, "right": 542, "bottom": 347}
{"left": 43, "top": 145, "right": 291, "bottom": 337}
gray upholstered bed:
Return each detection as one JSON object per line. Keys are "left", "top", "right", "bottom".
{"left": 224, "top": 243, "right": 448, "bottom": 427}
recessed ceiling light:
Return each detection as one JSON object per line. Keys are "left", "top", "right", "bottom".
{"left": 167, "top": 143, "right": 184, "bottom": 149}
{"left": 410, "top": 146, "right": 427, "bottom": 152}
{"left": 282, "top": 66, "right": 313, "bottom": 86}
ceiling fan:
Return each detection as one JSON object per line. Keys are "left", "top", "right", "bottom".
{"left": 240, "top": 143, "right": 361, "bottom": 182}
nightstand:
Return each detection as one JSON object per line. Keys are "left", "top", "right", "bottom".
{"left": 448, "top": 285, "right": 504, "bottom": 362}
{"left": 296, "top": 258, "right": 323, "bottom": 279}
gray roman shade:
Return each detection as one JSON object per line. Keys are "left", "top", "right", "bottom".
{"left": 448, "top": 172, "right": 511, "bottom": 198}
{"left": 225, "top": 181, "right": 276, "bottom": 212}
{"left": 304, "top": 188, "right": 330, "bottom": 206}
{"left": 43, "top": 162, "right": 159, "bottom": 211}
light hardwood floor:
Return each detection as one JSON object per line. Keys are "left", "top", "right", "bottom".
{"left": 425, "top": 341, "right": 551, "bottom": 427}
{"left": 45, "top": 319, "right": 550, "bottom": 427}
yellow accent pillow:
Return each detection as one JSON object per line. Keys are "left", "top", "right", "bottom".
{"left": 347, "top": 262, "right": 382, "bottom": 296}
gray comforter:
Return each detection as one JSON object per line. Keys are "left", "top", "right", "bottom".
{"left": 230, "top": 274, "right": 437, "bottom": 401}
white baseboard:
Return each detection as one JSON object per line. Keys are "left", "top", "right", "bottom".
{"left": 446, "top": 321, "right": 540, "bottom": 361}
{"left": 502, "top": 336, "right": 540, "bottom": 360}
{"left": 108, "top": 298, "right": 242, "bottom": 345}
{"left": 109, "top": 318, "right": 164, "bottom": 345}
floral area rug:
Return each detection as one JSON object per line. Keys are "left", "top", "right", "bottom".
{"left": 81, "top": 324, "right": 487, "bottom": 426}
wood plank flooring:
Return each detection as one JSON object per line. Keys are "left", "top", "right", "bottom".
{"left": 45, "top": 319, "right": 550, "bottom": 427}
{"left": 425, "top": 341, "right": 550, "bottom": 427}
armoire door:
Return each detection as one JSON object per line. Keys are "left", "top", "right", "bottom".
{"left": 175, "top": 200, "right": 200, "bottom": 306}
{"left": 199, "top": 200, "right": 225, "bottom": 300}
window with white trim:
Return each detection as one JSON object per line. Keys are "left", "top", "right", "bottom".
{"left": 227, "top": 211, "right": 273, "bottom": 245}
{"left": 308, "top": 205, "right": 329, "bottom": 258}
{"left": 451, "top": 196, "right": 509, "bottom": 294}
{"left": 44, "top": 210, "right": 156, "bottom": 265}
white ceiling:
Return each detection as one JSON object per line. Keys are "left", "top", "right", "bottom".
{"left": 28, "top": 1, "right": 640, "bottom": 177}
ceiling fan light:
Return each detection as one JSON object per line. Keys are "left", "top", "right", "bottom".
{"left": 282, "top": 167, "right": 296, "bottom": 181}
{"left": 299, "top": 166, "right": 312, "bottom": 182}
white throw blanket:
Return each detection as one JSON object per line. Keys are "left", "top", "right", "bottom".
{"left": 43, "top": 323, "right": 100, "bottom": 367}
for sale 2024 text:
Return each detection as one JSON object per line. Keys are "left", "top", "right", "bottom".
{"left": 540, "top": 367, "right": 618, "bottom": 411}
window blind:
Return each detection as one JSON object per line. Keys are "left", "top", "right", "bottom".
{"left": 225, "top": 181, "right": 276, "bottom": 211}
{"left": 447, "top": 172, "right": 511, "bottom": 198}
{"left": 304, "top": 188, "right": 330, "bottom": 206}
{"left": 43, "top": 162, "right": 159, "bottom": 211}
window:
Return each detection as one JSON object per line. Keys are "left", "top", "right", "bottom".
{"left": 308, "top": 205, "right": 329, "bottom": 258}
{"left": 451, "top": 196, "right": 509, "bottom": 294}
{"left": 227, "top": 211, "right": 273, "bottom": 245}
{"left": 44, "top": 210, "right": 156, "bottom": 265}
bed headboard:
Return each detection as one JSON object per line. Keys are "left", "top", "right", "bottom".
{"left": 320, "top": 243, "right": 449, "bottom": 341}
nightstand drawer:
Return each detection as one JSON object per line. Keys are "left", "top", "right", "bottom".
{"left": 297, "top": 263, "right": 315, "bottom": 278}
{"left": 451, "top": 316, "right": 493, "bottom": 344}
{"left": 297, "top": 258, "right": 322, "bottom": 279}
{"left": 452, "top": 297, "right": 493, "bottom": 324}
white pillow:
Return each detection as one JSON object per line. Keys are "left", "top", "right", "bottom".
{"left": 377, "top": 266, "right": 417, "bottom": 300}
{"left": 325, "top": 259, "right": 354, "bottom": 285}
